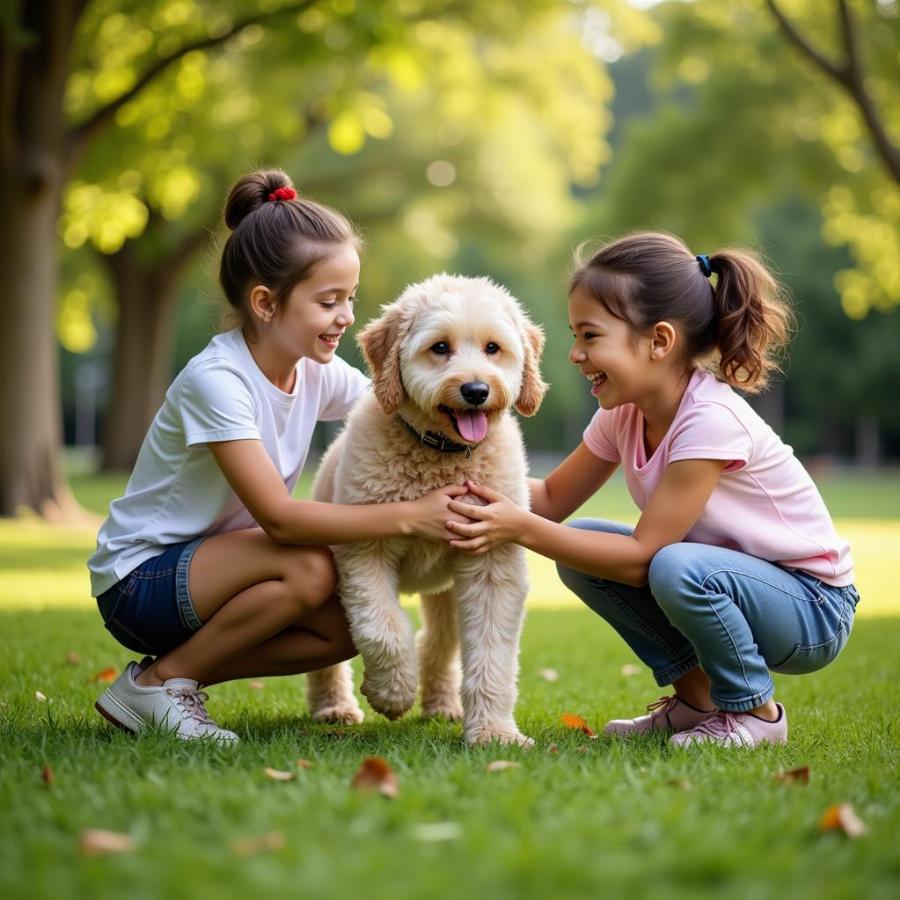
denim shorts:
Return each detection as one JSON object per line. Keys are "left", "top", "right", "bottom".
{"left": 96, "top": 538, "right": 206, "bottom": 656}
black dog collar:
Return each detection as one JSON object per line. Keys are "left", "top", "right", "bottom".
{"left": 398, "top": 416, "right": 476, "bottom": 458}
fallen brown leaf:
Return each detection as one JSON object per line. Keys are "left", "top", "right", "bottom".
{"left": 230, "top": 831, "right": 285, "bottom": 857}
{"left": 666, "top": 778, "right": 692, "bottom": 790}
{"left": 537, "top": 667, "right": 559, "bottom": 682}
{"left": 351, "top": 756, "right": 399, "bottom": 798}
{"left": 485, "top": 760, "right": 521, "bottom": 773}
{"left": 575, "top": 746, "right": 588, "bottom": 754}
{"left": 263, "top": 767, "right": 296, "bottom": 782}
{"left": 41, "top": 764, "right": 54, "bottom": 787}
{"left": 819, "top": 803, "right": 867, "bottom": 838}
{"left": 78, "top": 829, "right": 135, "bottom": 856}
{"left": 65, "top": 651, "right": 81, "bottom": 665}
{"left": 249, "top": 681, "right": 265, "bottom": 691}
{"left": 296, "top": 759, "right": 313, "bottom": 769}
{"left": 560, "top": 712, "right": 597, "bottom": 737}
{"left": 620, "top": 664, "right": 641, "bottom": 677}
{"left": 774, "top": 765, "right": 810, "bottom": 785}
{"left": 547, "top": 744, "right": 559, "bottom": 754}
{"left": 90, "top": 667, "right": 118, "bottom": 684}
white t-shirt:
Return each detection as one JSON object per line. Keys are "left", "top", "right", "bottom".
{"left": 88, "top": 328, "right": 370, "bottom": 596}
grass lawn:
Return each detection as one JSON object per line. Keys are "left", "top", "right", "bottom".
{"left": 1, "top": 467, "right": 898, "bottom": 900}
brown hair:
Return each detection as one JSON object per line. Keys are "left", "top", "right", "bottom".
{"left": 569, "top": 231, "right": 794, "bottom": 394}
{"left": 219, "top": 168, "right": 361, "bottom": 337}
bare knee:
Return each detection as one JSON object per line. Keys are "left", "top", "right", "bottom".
{"left": 282, "top": 547, "right": 338, "bottom": 614}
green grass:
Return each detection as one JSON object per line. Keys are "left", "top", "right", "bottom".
{"left": 2, "top": 468, "right": 899, "bottom": 900}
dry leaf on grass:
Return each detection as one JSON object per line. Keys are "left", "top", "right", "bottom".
{"left": 774, "top": 765, "right": 810, "bottom": 785}
{"left": 485, "top": 760, "right": 521, "bottom": 773}
{"left": 351, "top": 756, "right": 399, "bottom": 798}
{"left": 560, "top": 712, "right": 597, "bottom": 738}
{"left": 230, "top": 831, "right": 285, "bottom": 857}
{"left": 537, "top": 667, "right": 559, "bottom": 682}
{"left": 34, "top": 691, "right": 47, "bottom": 702}
{"left": 90, "top": 667, "right": 117, "bottom": 684}
{"left": 79, "top": 829, "right": 135, "bottom": 856}
{"left": 574, "top": 746, "right": 588, "bottom": 754}
{"left": 41, "top": 764, "right": 54, "bottom": 786}
{"left": 263, "top": 767, "right": 296, "bottom": 782}
{"left": 65, "top": 652, "right": 81, "bottom": 665}
{"left": 547, "top": 744, "right": 559, "bottom": 754}
{"left": 819, "top": 803, "right": 867, "bottom": 838}
{"left": 296, "top": 759, "right": 313, "bottom": 769}
{"left": 249, "top": 681, "right": 265, "bottom": 691}
{"left": 666, "top": 778, "right": 692, "bottom": 790}
{"left": 620, "top": 664, "right": 641, "bottom": 677}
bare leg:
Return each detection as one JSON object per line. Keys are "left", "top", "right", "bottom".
{"left": 136, "top": 528, "right": 345, "bottom": 687}
{"left": 417, "top": 589, "right": 463, "bottom": 720}
{"left": 672, "top": 667, "right": 715, "bottom": 710}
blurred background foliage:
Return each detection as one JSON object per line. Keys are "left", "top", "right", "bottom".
{"left": 10, "top": 0, "right": 900, "bottom": 502}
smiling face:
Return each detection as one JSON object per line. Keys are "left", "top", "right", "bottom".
{"left": 359, "top": 274, "right": 546, "bottom": 444}
{"left": 567, "top": 285, "right": 655, "bottom": 410}
{"left": 266, "top": 242, "right": 361, "bottom": 363}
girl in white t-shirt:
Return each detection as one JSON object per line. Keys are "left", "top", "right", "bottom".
{"left": 89, "top": 170, "right": 467, "bottom": 742}
{"left": 443, "top": 231, "right": 858, "bottom": 748}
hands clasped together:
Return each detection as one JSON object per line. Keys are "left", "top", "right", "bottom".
{"left": 411, "top": 480, "right": 525, "bottom": 554}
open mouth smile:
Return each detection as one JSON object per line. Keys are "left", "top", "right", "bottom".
{"left": 585, "top": 371, "right": 607, "bottom": 396}
{"left": 438, "top": 404, "right": 490, "bottom": 443}
{"left": 319, "top": 332, "right": 343, "bottom": 348}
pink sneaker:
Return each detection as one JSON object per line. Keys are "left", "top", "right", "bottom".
{"left": 604, "top": 695, "right": 716, "bottom": 737}
{"left": 670, "top": 703, "right": 788, "bottom": 748}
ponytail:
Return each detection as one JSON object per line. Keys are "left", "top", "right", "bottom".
{"left": 570, "top": 232, "right": 794, "bottom": 395}
{"left": 708, "top": 249, "right": 794, "bottom": 394}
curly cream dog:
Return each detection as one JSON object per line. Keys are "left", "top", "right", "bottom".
{"left": 306, "top": 273, "right": 546, "bottom": 746}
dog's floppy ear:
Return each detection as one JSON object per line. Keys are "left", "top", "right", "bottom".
{"left": 357, "top": 303, "right": 410, "bottom": 414}
{"left": 515, "top": 321, "right": 548, "bottom": 417}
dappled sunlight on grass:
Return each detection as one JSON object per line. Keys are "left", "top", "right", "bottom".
{"left": 1, "top": 516, "right": 898, "bottom": 616}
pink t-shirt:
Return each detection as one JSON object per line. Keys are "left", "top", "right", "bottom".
{"left": 582, "top": 368, "right": 854, "bottom": 586}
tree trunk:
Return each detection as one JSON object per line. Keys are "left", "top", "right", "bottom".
{"left": 0, "top": 1, "right": 81, "bottom": 517}
{"left": 854, "top": 413, "right": 881, "bottom": 469}
{"left": 100, "top": 248, "right": 184, "bottom": 471}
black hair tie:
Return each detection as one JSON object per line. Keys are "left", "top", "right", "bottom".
{"left": 696, "top": 254, "right": 712, "bottom": 278}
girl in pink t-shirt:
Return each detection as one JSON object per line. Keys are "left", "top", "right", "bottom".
{"left": 445, "top": 231, "right": 859, "bottom": 748}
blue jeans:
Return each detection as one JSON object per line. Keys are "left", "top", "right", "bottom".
{"left": 556, "top": 519, "right": 859, "bottom": 712}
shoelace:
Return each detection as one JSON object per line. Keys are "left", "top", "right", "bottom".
{"left": 687, "top": 710, "right": 739, "bottom": 739}
{"left": 166, "top": 686, "right": 215, "bottom": 725}
{"left": 646, "top": 696, "right": 677, "bottom": 714}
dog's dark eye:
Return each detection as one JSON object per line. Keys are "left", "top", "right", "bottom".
{"left": 485, "top": 342, "right": 500, "bottom": 355}
{"left": 430, "top": 341, "right": 450, "bottom": 355}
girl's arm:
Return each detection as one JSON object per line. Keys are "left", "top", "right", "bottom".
{"left": 210, "top": 439, "right": 468, "bottom": 545}
{"left": 447, "top": 458, "right": 725, "bottom": 586}
{"left": 528, "top": 442, "right": 619, "bottom": 521}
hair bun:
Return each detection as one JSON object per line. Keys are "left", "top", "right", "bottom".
{"left": 223, "top": 168, "right": 295, "bottom": 230}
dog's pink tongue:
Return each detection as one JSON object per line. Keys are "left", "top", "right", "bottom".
{"left": 456, "top": 410, "right": 488, "bottom": 443}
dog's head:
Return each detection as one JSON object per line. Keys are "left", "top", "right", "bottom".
{"left": 357, "top": 274, "right": 546, "bottom": 443}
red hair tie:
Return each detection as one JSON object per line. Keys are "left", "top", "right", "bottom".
{"left": 267, "top": 186, "right": 297, "bottom": 202}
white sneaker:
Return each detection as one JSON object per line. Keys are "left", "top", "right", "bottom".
{"left": 95, "top": 658, "right": 239, "bottom": 744}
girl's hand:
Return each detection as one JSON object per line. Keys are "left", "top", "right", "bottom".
{"left": 445, "top": 481, "right": 527, "bottom": 554}
{"left": 406, "top": 484, "right": 474, "bottom": 541}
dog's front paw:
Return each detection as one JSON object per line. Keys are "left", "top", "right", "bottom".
{"left": 465, "top": 723, "right": 535, "bottom": 748}
{"left": 310, "top": 702, "right": 365, "bottom": 725}
{"left": 361, "top": 669, "right": 417, "bottom": 721}
{"left": 421, "top": 694, "right": 464, "bottom": 721}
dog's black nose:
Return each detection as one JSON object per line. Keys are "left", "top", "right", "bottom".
{"left": 460, "top": 381, "right": 489, "bottom": 406}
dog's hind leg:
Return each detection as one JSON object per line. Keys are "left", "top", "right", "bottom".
{"left": 306, "top": 662, "right": 364, "bottom": 724}
{"left": 417, "top": 589, "right": 463, "bottom": 721}
{"left": 454, "top": 546, "right": 533, "bottom": 747}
